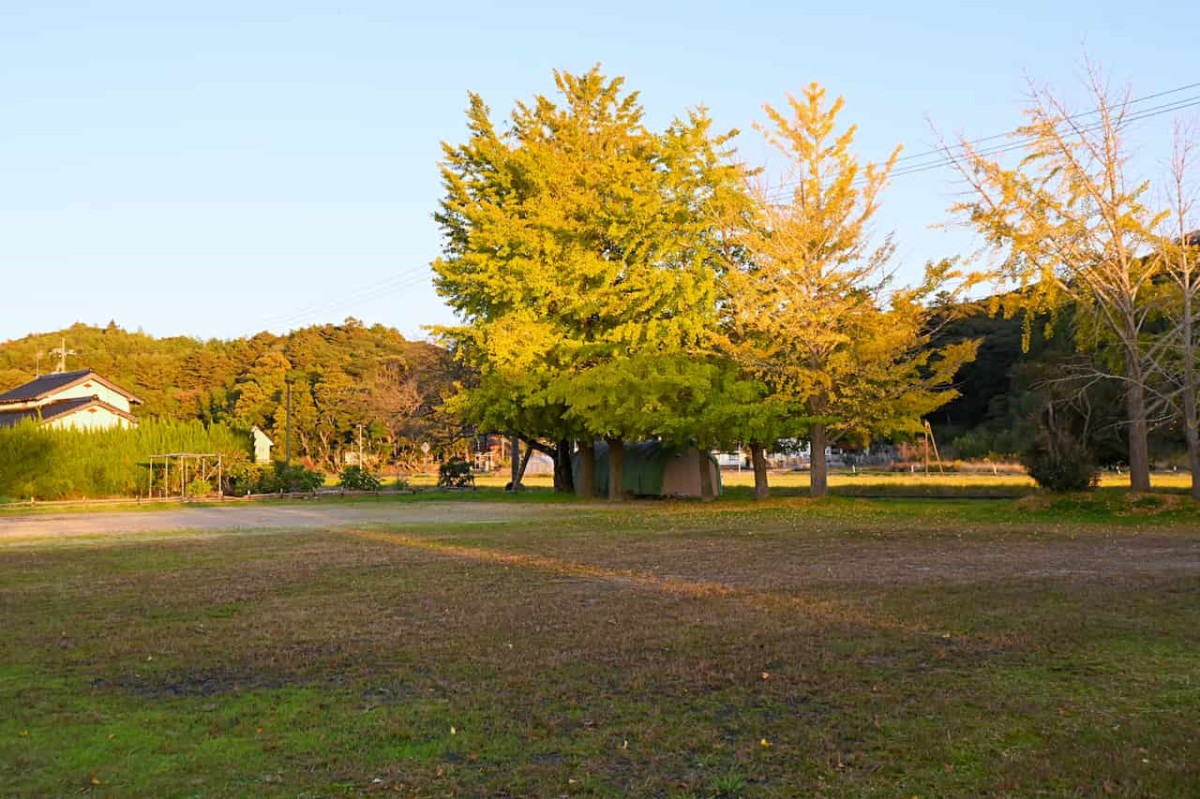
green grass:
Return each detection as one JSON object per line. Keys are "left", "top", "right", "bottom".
{"left": 1, "top": 500, "right": 1197, "bottom": 797}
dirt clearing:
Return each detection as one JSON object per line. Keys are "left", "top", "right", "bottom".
{"left": 0, "top": 499, "right": 553, "bottom": 544}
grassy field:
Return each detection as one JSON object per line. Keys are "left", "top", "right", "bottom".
{"left": 2, "top": 497, "right": 1197, "bottom": 797}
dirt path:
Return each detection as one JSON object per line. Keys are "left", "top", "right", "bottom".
{"left": 0, "top": 501, "right": 546, "bottom": 544}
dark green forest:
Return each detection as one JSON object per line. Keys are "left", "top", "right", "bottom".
{"left": 0, "top": 320, "right": 459, "bottom": 474}
{"left": 931, "top": 302, "right": 1185, "bottom": 469}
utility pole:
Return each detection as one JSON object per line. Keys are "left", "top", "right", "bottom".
{"left": 923, "top": 420, "right": 945, "bottom": 475}
{"left": 49, "top": 338, "right": 77, "bottom": 373}
{"left": 357, "top": 423, "right": 364, "bottom": 467}
{"left": 285, "top": 381, "right": 292, "bottom": 464}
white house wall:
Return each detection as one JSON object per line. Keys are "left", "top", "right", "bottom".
{"left": 44, "top": 406, "right": 133, "bottom": 431}
{"left": 51, "top": 380, "right": 133, "bottom": 413}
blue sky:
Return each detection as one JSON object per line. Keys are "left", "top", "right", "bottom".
{"left": 1, "top": 1, "right": 1196, "bottom": 344}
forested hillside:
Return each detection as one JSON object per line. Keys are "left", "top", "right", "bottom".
{"left": 929, "top": 301, "right": 1185, "bottom": 467}
{"left": 0, "top": 320, "right": 458, "bottom": 471}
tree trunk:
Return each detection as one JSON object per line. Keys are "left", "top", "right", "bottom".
{"left": 606, "top": 436, "right": 624, "bottom": 501}
{"left": 1123, "top": 361, "right": 1152, "bottom": 492}
{"left": 697, "top": 447, "right": 715, "bottom": 502}
{"left": 810, "top": 423, "right": 828, "bottom": 498}
{"left": 1181, "top": 287, "right": 1200, "bottom": 501}
{"left": 1184, "top": 397, "right": 1200, "bottom": 502}
{"left": 517, "top": 444, "right": 533, "bottom": 482}
{"left": 577, "top": 440, "right": 595, "bottom": 499}
{"left": 553, "top": 438, "right": 575, "bottom": 494}
{"left": 508, "top": 434, "right": 522, "bottom": 491}
{"left": 749, "top": 441, "right": 770, "bottom": 500}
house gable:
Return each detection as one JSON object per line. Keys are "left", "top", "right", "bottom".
{"left": 0, "top": 370, "right": 143, "bottom": 413}
{"left": 0, "top": 370, "right": 141, "bottom": 431}
{"left": 41, "top": 398, "right": 138, "bottom": 431}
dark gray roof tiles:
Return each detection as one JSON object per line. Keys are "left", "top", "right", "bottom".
{"left": 0, "top": 370, "right": 142, "bottom": 405}
{"left": 0, "top": 396, "right": 137, "bottom": 428}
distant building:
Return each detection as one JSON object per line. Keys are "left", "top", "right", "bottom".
{"left": 0, "top": 369, "right": 141, "bottom": 431}
{"left": 251, "top": 425, "right": 274, "bottom": 463}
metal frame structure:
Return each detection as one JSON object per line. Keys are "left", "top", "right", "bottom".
{"left": 147, "top": 453, "right": 223, "bottom": 500}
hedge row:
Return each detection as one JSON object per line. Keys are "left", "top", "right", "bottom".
{"left": 0, "top": 420, "right": 251, "bottom": 501}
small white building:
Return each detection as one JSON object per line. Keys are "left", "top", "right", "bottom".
{"left": 0, "top": 369, "right": 141, "bottom": 431}
{"left": 251, "top": 425, "right": 274, "bottom": 463}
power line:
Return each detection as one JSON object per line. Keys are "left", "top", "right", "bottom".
{"left": 893, "top": 80, "right": 1200, "bottom": 168}
{"left": 262, "top": 266, "right": 426, "bottom": 326}
{"left": 763, "top": 83, "right": 1200, "bottom": 202}
{"left": 261, "top": 264, "right": 432, "bottom": 331}
{"left": 885, "top": 95, "right": 1200, "bottom": 181}
{"left": 267, "top": 273, "right": 431, "bottom": 331}
{"left": 764, "top": 92, "right": 1200, "bottom": 200}
{"left": 258, "top": 82, "right": 1200, "bottom": 321}
{"left": 897, "top": 94, "right": 1195, "bottom": 178}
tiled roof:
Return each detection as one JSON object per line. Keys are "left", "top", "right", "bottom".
{"left": 0, "top": 396, "right": 138, "bottom": 428}
{"left": 0, "top": 369, "right": 142, "bottom": 405}
{"left": 0, "top": 406, "right": 41, "bottom": 428}
{"left": 37, "top": 396, "right": 100, "bottom": 420}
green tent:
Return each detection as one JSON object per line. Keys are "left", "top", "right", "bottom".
{"left": 572, "top": 440, "right": 722, "bottom": 498}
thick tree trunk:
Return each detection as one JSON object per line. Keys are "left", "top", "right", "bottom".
{"left": 697, "top": 447, "right": 715, "bottom": 502}
{"left": 1123, "top": 366, "right": 1152, "bottom": 492}
{"left": 606, "top": 436, "right": 624, "bottom": 502}
{"left": 810, "top": 423, "right": 828, "bottom": 498}
{"left": 577, "top": 441, "right": 595, "bottom": 499}
{"left": 749, "top": 441, "right": 770, "bottom": 500}
{"left": 553, "top": 438, "right": 575, "bottom": 494}
{"left": 508, "top": 435, "right": 522, "bottom": 492}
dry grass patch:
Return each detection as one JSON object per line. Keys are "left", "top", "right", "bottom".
{"left": 1, "top": 503, "right": 1197, "bottom": 797}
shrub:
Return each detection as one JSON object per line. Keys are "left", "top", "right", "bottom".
{"left": 339, "top": 465, "right": 381, "bottom": 491}
{"left": 224, "top": 462, "right": 325, "bottom": 494}
{"left": 185, "top": 478, "right": 213, "bottom": 498}
{"left": 272, "top": 463, "right": 325, "bottom": 492}
{"left": 1021, "top": 424, "right": 1099, "bottom": 492}
{"left": 437, "top": 457, "right": 475, "bottom": 489}
{"left": 0, "top": 420, "right": 249, "bottom": 500}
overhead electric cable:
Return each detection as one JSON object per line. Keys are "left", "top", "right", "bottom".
{"left": 762, "top": 82, "right": 1200, "bottom": 202}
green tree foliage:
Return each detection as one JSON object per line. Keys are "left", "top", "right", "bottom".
{"left": 224, "top": 462, "right": 325, "bottom": 495}
{"left": 723, "top": 85, "right": 978, "bottom": 497}
{"left": 0, "top": 419, "right": 248, "bottom": 501}
{"left": 437, "top": 457, "right": 475, "bottom": 489}
{"left": 0, "top": 421, "right": 57, "bottom": 500}
{"left": 1021, "top": 400, "right": 1102, "bottom": 492}
{"left": 432, "top": 67, "right": 745, "bottom": 499}
{"left": 946, "top": 68, "right": 1164, "bottom": 491}
{"left": 0, "top": 320, "right": 458, "bottom": 474}
{"left": 1155, "top": 132, "right": 1200, "bottom": 499}
{"left": 338, "top": 465, "right": 382, "bottom": 491}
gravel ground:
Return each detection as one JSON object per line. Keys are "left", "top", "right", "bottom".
{"left": 0, "top": 500, "right": 548, "bottom": 544}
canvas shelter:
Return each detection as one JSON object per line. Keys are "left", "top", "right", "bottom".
{"left": 523, "top": 451, "right": 555, "bottom": 476}
{"left": 573, "top": 440, "right": 721, "bottom": 498}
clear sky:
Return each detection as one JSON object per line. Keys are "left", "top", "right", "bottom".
{"left": 1, "top": 1, "right": 1196, "bottom": 344}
